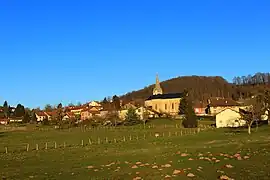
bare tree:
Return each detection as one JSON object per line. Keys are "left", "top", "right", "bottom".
{"left": 239, "top": 95, "right": 264, "bottom": 134}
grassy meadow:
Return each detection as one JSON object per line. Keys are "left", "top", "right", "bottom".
{"left": 0, "top": 119, "right": 270, "bottom": 180}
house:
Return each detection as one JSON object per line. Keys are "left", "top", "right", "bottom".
{"left": 44, "top": 111, "right": 57, "bottom": 121}
{"left": 145, "top": 74, "right": 184, "bottom": 116}
{"left": 81, "top": 107, "right": 100, "bottom": 120}
{"left": 9, "top": 117, "right": 23, "bottom": 123}
{"left": 0, "top": 118, "right": 9, "bottom": 125}
{"left": 35, "top": 111, "right": 47, "bottom": 122}
{"left": 88, "top": 101, "right": 103, "bottom": 110}
{"left": 118, "top": 109, "right": 128, "bottom": 120}
{"left": 100, "top": 110, "right": 109, "bottom": 118}
{"left": 70, "top": 106, "right": 85, "bottom": 116}
{"left": 215, "top": 108, "right": 246, "bottom": 128}
{"left": 207, "top": 97, "right": 245, "bottom": 115}
{"left": 62, "top": 112, "right": 75, "bottom": 121}
{"left": 118, "top": 106, "right": 157, "bottom": 120}
{"left": 193, "top": 101, "right": 207, "bottom": 115}
{"left": 122, "top": 103, "right": 136, "bottom": 110}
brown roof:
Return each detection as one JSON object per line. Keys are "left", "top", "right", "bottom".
{"left": 36, "top": 111, "right": 47, "bottom": 116}
{"left": 45, "top": 111, "right": 57, "bottom": 116}
{"left": 70, "top": 106, "right": 87, "bottom": 111}
{"left": 193, "top": 101, "right": 207, "bottom": 108}
{"left": 208, "top": 97, "right": 240, "bottom": 107}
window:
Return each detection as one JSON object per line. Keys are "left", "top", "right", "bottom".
{"left": 165, "top": 104, "right": 167, "bottom": 110}
{"left": 172, "top": 103, "right": 174, "bottom": 109}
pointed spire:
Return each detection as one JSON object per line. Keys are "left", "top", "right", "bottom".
{"left": 156, "top": 74, "right": 161, "bottom": 88}
{"left": 153, "top": 74, "right": 163, "bottom": 95}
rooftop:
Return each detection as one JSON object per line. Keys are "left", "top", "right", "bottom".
{"left": 208, "top": 97, "right": 240, "bottom": 107}
{"left": 146, "top": 93, "right": 184, "bottom": 100}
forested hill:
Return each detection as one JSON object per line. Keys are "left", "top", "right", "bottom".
{"left": 120, "top": 74, "right": 270, "bottom": 104}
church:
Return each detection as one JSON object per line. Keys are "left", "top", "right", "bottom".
{"left": 144, "top": 75, "right": 184, "bottom": 116}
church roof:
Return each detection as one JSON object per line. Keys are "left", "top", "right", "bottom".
{"left": 146, "top": 93, "right": 184, "bottom": 100}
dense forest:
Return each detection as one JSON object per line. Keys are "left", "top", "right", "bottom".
{"left": 120, "top": 73, "right": 270, "bottom": 104}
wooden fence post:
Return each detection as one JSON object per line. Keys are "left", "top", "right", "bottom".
{"left": 129, "top": 135, "right": 132, "bottom": 141}
{"left": 54, "top": 142, "right": 57, "bottom": 149}
{"left": 180, "top": 130, "right": 183, "bottom": 136}
{"left": 36, "top": 144, "right": 39, "bottom": 151}
{"left": 136, "top": 135, "right": 139, "bottom": 140}
{"left": 114, "top": 138, "right": 117, "bottom": 143}
{"left": 169, "top": 132, "right": 171, "bottom": 137}
{"left": 98, "top": 138, "right": 101, "bottom": 144}
{"left": 26, "top": 144, "right": 29, "bottom": 152}
{"left": 105, "top": 137, "right": 108, "bottom": 143}
{"left": 123, "top": 136, "right": 126, "bottom": 142}
{"left": 143, "top": 134, "right": 146, "bottom": 140}
{"left": 88, "top": 138, "right": 92, "bottom": 145}
{"left": 45, "top": 142, "right": 48, "bottom": 150}
{"left": 5, "top": 147, "right": 8, "bottom": 154}
{"left": 64, "top": 142, "right": 66, "bottom": 148}
{"left": 81, "top": 140, "right": 84, "bottom": 146}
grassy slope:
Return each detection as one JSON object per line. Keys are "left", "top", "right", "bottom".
{"left": 0, "top": 120, "right": 270, "bottom": 180}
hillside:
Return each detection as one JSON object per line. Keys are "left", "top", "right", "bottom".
{"left": 120, "top": 75, "right": 270, "bottom": 104}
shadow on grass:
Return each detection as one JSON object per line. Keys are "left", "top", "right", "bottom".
{"left": 0, "top": 132, "right": 5, "bottom": 138}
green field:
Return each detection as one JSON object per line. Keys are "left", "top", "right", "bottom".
{"left": 0, "top": 119, "right": 270, "bottom": 180}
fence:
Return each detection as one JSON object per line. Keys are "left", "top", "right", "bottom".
{"left": 1, "top": 125, "right": 215, "bottom": 154}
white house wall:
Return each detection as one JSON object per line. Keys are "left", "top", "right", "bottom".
{"left": 216, "top": 109, "right": 246, "bottom": 128}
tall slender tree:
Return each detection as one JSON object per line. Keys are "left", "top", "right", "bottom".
{"left": 56, "top": 103, "right": 64, "bottom": 129}
{"left": 179, "top": 91, "right": 198, "bottom": 128}
{"left": 3, "top": 101, "right": 10, "bottom": 118}
{"left": 112, "top": 95, "right": 121, "bottom": 110}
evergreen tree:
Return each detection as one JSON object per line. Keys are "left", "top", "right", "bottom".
{"left": 23, "top": 111, "right": 31, "bottom": 123}
{"left": 112, "top": 95, "right": 121, "bottom": 110}
{"left": 179, "top": 90, "right": 189, "bottom": 115}
{"left": 102, "top": 97, "right": 108, "bottom": 104}
{"left": 179, "top": 92, "right": 198, "bottom": 128}
{"left": 3, "top": 101, "right": 10, "bottom": 118}
{"left": 124, "top": 108, "right": 140, "bottom": 126}
{"left": 30, "top": 110, "right": 37, "bottom": 124}
{"left": 44, "top": 104, "right": 53, "bottom": 112}
{"left": 14, "top": 104, "right": 25, "bottom": 117}
{"left": 56, "top": 103, "right": 64, "bottom": 128}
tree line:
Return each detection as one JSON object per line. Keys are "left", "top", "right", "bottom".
{"left": 0, "top": 101, "right": 37, "bottom": 123}
{"left": 120, "top": 73, "right": 270, "bottom": 103}
{"left": 233, "top": 73, "right": 270, "bottom": 86}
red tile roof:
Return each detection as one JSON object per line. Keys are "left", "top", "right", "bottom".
{"left": 36, "top": 111, "right": 47, "bottom": 116}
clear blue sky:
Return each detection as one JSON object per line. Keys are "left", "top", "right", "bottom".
{"left": 0, "top": 0, "right": 269, "bottom": 108}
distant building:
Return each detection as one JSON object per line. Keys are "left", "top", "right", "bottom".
{"left": 207, "top": 97, "right": 245, "bottom": 115}
{"left": 88, "top": 101, "right": 103, "bottom": 110}
{"left": 193, "top": 101, "right": 207, "bottom": 115}
{"left": 215, "top": 108, "right": 246, "bottom": 128}
{"left": 0, "top": 118, "right": 8, "bottom": 125}
{"left": 145, "top": 74, "right": 184, "bottom": 116}
{"left": 81, "top": 107, "right": 100, "bottom": 120}
{"left": 9, "top": 117, "right": 23, "bottom": 123}
{"left": 36, "top": 111, "right": 47, "bottom": 122}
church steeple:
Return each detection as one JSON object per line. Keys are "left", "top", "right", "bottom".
{"left": 153, "top": 74, "right": 163, "bottom": 95}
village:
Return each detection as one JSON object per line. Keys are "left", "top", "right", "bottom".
{"left": 1, "top": 75, "right": 269, "bottom": 130}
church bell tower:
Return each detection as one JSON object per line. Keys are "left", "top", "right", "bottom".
{"left": 153, "top": 74, "right": 163, "bottom": 95}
